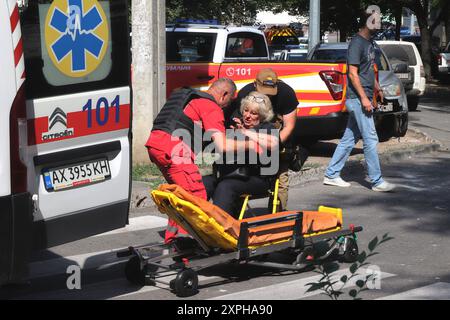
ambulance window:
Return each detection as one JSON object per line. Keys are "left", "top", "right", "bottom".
{"left": 20, "top": 0, "right": 129, "bottom": 99}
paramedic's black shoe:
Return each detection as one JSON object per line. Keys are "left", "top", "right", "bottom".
{"left": 171, "top": 237, "right": 198, "bottom": 255}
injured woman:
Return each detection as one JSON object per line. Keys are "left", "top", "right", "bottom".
{"left": 203, "top": 91, "right": 280, "bottom": 218}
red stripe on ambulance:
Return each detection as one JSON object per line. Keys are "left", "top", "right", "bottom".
{"left": 28, "top": 104, "right": 131, "bottom": 145}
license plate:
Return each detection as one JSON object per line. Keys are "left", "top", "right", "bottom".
{"left": 43, "top": 159, "right": 111, "bottom": 192}
{"left": 379, "top": 103, "right": 394, "bottom": 112}
{"left": 397, "top": 73, "right": 410, "bottom": 79}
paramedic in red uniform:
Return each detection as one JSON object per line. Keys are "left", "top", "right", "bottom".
{"left": 146, "top": 78, "right": 254, "bottom": 244}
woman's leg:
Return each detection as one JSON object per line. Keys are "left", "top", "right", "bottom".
{"left": 212, "top": 177, "right": 271, "bottom": 219}
{"left": 202, "top": 175, "right": 218, "bottom": 201}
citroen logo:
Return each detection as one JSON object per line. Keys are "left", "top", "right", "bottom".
{"left": 49, "top": 107, "right": 68, "bottom": 130}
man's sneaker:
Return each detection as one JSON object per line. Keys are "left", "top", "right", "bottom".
{"left": 323, "top": 177, "right": 351, "bottom": 188}
{"left": 372, "top": 181, "right": 396, "bottom": 192}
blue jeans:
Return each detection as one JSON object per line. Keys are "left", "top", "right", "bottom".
{"left": 325, "top": 98, "right": 384, "bottom": 187}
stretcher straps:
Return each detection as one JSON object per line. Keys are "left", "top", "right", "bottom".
{"left": 238, "top": 212, "right": 304, "bottom": 259}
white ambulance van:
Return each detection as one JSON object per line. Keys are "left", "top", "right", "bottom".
{"left": 0, "top": 0, "right": 131, "bottom": 285}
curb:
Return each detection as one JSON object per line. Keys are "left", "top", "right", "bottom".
{"left": 425, "top": 83, "right": 450, "bottom": 94}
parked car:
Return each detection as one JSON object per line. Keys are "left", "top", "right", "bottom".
{"left": 437, "top": 42, "right": 450, "bottom": 80}
{"left": 297, "top": 37, "right": 309, "bottom": 50}
{"left": 374, "top": 27, "right": 412, "bottom": 41}
{"left": 278, "top": 48, "right": 308, "bottom": 62}
{"left": 401, "top": 35, "right": 441, "bottom": 56}
{"left": 377, "top": 41, "right": 426, "bottom": 111}
{"left": 307, "top": 42, "right": 409, "bottom": 141}
{"left": 269, "top": 35, "right": 301, "bottom": 60}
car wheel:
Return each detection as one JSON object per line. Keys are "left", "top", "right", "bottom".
{"left": 394, "top": 113, "right": 409, "bottom": 138}
{"left": 376, "top": 116, "right": 393, "bottom": 142}
{"left": 407, "top": 96, "right": 419, "bottom": 112}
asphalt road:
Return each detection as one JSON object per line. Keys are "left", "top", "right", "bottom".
{"left": 2, "top": 86, "right": 450, "bottom": 301}
{"left": 410, "top": 85, "right": 450, "bottom": 149}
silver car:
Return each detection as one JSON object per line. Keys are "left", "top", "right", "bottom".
{"left": 308, "top": 42, "right": 408, "bottom": 141}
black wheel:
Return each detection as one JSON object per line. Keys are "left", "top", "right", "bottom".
{"left": 125, "top": 256, "right": 146, "bottom": 286}
{"left": 173, "top": 269, "right": 199, "bottom": 298}
{"left": 394, "top": 113, "right": 408, "bottom": 138}
{"left": 343, "top": 237, "right": 359, "bottom": 263}
{"left": 376, "top": 116, "right": 394, "bottom": 142}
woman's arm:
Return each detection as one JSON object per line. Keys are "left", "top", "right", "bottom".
{"left": 241, "top": 128, "right": 279, "bottom": 151}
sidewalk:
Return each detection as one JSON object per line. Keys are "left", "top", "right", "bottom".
{"left": 130, "top": 128, "right": 442, "bottom": 210}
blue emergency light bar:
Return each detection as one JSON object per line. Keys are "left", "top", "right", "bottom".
{"left": 175, "top": 18, "right": 219, "bottom": 25}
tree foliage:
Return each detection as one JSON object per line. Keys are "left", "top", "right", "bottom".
{"left": 166, "top": 0, "right": 265, "bottom": 25}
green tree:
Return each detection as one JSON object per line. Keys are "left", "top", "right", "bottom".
{"left": 166, "top": 0, "right": 265, "bottom": 25}
{"left": 406, "top": 0, "right": 449, "bottom": 78}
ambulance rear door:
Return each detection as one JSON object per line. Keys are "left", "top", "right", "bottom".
{"left": 20, "top": 0, "right": 132, "bottom": 249}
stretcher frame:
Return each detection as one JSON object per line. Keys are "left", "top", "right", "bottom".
{"left": 117, "top": 191, "right": 363, "bottom": 297}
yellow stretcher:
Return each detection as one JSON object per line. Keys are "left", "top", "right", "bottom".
{"left": 118, "top": 185, "right": 363, "bottom": 298}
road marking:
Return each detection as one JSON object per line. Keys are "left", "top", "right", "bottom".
{"left": 93, "top": 216, "right": 168, "bottom": 237}
{"left": 209, "top": 268, "right": 395, "bottom": 300}
{"left": 378, "top": 282, "right": 450, "bottom": 300}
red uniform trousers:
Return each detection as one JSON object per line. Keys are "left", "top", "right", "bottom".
{"left": 147, "top": 136, "right": 207, "bottom": 244}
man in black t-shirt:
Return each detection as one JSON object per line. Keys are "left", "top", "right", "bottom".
{"left": 228, "top": 68, "right": 298, "bottom": 210}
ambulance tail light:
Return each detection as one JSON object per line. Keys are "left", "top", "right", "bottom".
{"left": 319, "top": 70, "right": 344, "bottom": 100}
{"left": 10, "top": 86, "right": 28, "bottom": 194}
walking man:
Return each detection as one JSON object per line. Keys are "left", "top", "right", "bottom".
{"left": 324, "top": 10, "right": 396, "bottom": 192}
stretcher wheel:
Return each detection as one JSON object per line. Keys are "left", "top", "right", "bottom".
{"left": 343, "top": 237, "right": 359, "bottom": 263}
{"left": 173, "top": 269, "right": 199, "bottom": 297}
{"left": 125, "top": 256, "right": 146, "bottom": 286}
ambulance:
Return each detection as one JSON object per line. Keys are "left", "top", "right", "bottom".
{"left": 0, "top": 0, "right": 131, "bottom": 284}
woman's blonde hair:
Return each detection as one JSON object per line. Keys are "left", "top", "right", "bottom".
{"left": 240, "top": 91, "right": 274, "bottom": 123}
